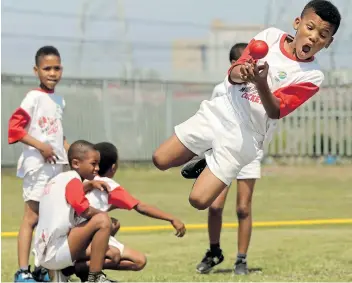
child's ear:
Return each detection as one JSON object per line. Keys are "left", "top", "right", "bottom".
{"left": 33, "top": 65, "right": 38, "bottom": 77}
{"left": 325, "top": 37, "right": 334, "bottom": 49}
{"left": 293, "top": 17, "right": 301, "bottom": 31}
{"left": 111, "top": 163, "right": 118, "bottom": 172}
{"left": 71, "top": 158, "right": 80, "bottom": 170}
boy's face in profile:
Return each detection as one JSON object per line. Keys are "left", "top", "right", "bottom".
{"left": 293, "top": 8, "right": 334, "bottom": 60}
{"left": 34, "top": 55, "right": 63, "bottom": 90}
{"left": 72, "top": 149, "right": 101, "bottom": 181}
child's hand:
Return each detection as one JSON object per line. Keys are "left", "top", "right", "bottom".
{"left": 239, "top": 62, "right": 256, "bottom": 83}
{"left": 38, "top": 143, "right": 58, "bottom": 164}
{"left": 253, "top": 61, "right": 270, "bottom": 86}
{"left": 171, "top": 219, "right": 186, "bottom": 237}
{"left": 84, "top": 180, "right": 111, "bottom": 194}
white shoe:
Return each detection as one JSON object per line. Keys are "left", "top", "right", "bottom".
{"left": 48, "top": 270, "right": 68, "bottom": 282}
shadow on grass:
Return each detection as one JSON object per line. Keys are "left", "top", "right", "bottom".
{"left": 212, "top": 267, "right": 263, "bottom": 274}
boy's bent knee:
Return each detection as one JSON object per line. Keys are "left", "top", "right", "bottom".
{"left": 189, "top": 195, "right": 209, "bottom": 210}
{"left": 135, "top": 255, "right": 147, "bottom": 271}
{"left": 92, "top": 213, "right": 111, "bottom": 230}
{"left": 152, "top": 152, "right": 170, "bottom": 171}
{"left": 111, "top": 218, "right": 120, "bottom": 236}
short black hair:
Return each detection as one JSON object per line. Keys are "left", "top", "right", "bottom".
{"left": 301, "top": 0, "right": 341, "bottom": 35}
{"left": 68, "top": 140, "right": 95, "bottom": 167}
{"left": 35, "top": 46, "right": 61, "bottom": 66}
{"left": 229, "top": 43, "right": 248, "bottom": 62}
{"left": 94, "top": 142, "right": 119, "bottom": 176}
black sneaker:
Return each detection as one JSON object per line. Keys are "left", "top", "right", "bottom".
{"left": 75, "top": 271, "right": 88, "bottom": 282}
{"left": 89, "top": 272, "right": 117, "bottom": 283}
{"left": 234, "top": 258, "right": 248, "bottom": 275}
{"left": 32, "top": 266, "right": 51, "bottom": 282}
{"left": 181, "top": 158, "right": 207, "bottom": 179}
{"left": 196, "top": 249, "right": 224, "bottom": 274}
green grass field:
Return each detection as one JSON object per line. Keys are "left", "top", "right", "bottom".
{"left": 2, "top": 165, "right": 352, "bottom": 282}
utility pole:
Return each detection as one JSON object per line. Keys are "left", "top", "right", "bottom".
{"left": 77, "top": 0, "right": 90, "bottom": 77}
{"left": 116, "top": 0, "right": 133, "bottom": 79}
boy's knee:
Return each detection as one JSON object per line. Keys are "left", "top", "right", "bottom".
{"left": 112, "top": 249, "right": 121, "bottom": 264}
{"left": 111, "top": 218, "right": 120, "bottom": 236}
{"left": 92, "top": 213, "right": 111, "bottom": 230}
{"left": 135, "top": 255, "right": 147, "bottom": 271}
{"left": 236, "top": 205, "right": 250, "bottom": 219}
{"left": 189, "top": 195, "right": 209, "bottom": 210}
{"left": 209, "top": 206, "right": 223, "bottom": 217}
{"left": 152, "top": 151, "right": 169, "bottom": 171}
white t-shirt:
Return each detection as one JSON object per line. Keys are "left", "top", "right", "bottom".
{"left": 225, "top": 27, "right": 324, "bottom": 146}
{"left": 210, "top": 83, "right": 226, "bottom": 100}
{"left": 10, "top": 88, "right": 68, "bottom": 177}
{"left": 85, "top": 176, "right": 140, "bottom": 212}
{"left": 34, "top": 170, "right": 88, "bottom": 263}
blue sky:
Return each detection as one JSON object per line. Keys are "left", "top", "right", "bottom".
{"left": 2, "top": 0, "right": 351, "bottom": 78}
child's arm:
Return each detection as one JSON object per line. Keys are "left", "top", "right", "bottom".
{"left": 63, "top": 136, "right": 70, "bottom": 153}
{"left": 65, "top": 178, "right": 105, "bottom": 220}
{"left": 230, "top": 62, "right": 281, "bottom": 118}
{"left": 252, "top": 63, "right": 281, "bottom": 119}
{"left": 83, "top": 180, "right": 111, "bottom": 194}
{"left": 20, "top": 134, "right": 58, "bottom": 163}
{"left": 108, "top": 187, "right": 186, "bottom": 237}
{"left": 8, "top": 103, "right": 58, "bottom": 163}
{"left": 134, "top": 202, "right": 186, "bottom": 237}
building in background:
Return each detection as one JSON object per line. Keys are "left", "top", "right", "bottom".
{"left": 171, "top": 20, "right": 263, "bottom": 82}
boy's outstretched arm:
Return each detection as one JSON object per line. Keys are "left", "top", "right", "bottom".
{"left": 134, "top": 202, "right": 186, "bottom": 237}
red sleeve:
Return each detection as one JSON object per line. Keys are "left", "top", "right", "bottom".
{"left": 274, "top": 82, "right": 319, "bottom": 118}
{"left": 8, "top": 107, "right": 31, "bottom": 144}
{"left": 227, "top": 39, "right": 255, "bottom": 85}
{"left": 108, "top": 186, "right": 140, "bottom": 210}
{"left": 65, "top": 178, "right": 90, "bottom": 216}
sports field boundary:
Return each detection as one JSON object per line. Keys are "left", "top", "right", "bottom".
{"left": 2, "top": 218, "right": 352, "bottom": 238}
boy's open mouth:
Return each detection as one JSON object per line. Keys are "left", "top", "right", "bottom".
{"left": 302, "top": 45, "right": 311, "bottom": 54}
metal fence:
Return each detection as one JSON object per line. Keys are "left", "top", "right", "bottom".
{"left": 2, "top": 74, "right": 352, "bottom": 166}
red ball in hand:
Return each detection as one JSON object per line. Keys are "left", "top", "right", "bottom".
{"left": 249, "top": 40, "right": 269, "bottom": 60}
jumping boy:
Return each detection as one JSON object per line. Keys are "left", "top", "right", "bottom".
{"left": 152, "top": 1, "right": 341, "bottom": 212}
{"left": 33, "top": 140, "right": 117, "bottom": 283}
{"left": 67, "top": 141, "right": 186, "bottom": 281}
{"left": 181, "top": 43, "right": 262, "bottom": 275}
{"left": 8, "top": 46, "right": 69, "bottom": 282}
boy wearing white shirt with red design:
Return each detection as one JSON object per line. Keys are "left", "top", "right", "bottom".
{"left": 8, "top": 46, "right": 69, "bottom": 282}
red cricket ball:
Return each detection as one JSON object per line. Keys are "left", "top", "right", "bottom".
{"left": 249, "top": 40, "right": 269, "bottom": 60}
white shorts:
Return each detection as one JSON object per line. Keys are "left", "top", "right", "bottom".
{"left": 108, "top": 236, "right": 125, "bottom": 256}
{"left": 197, "top": 150, "right": 262, "bottom": 180}
{"left": 39, "top": 237, "right": 73, "bottom": 270}
{"left": 175, "top": 96, "right": 263, "bottom": 186}
{"left": 35, "top": 236, "right": 124, "bottom": 270}
{"left": 22, "top": 164, "right": 63, "bottom": 202}
{"left": 237, "top": 151, "right": 262, "bottom": 180}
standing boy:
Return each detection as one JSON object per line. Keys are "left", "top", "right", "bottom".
{"left": 8, "top": 46, "right": 69, "bottom": 282}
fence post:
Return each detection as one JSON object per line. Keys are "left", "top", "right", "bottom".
{"left": 165, "top": 82, "right": 173, "bottom": 139}
{"left": 101, "top": 79, "right": 113, "bottom": 142}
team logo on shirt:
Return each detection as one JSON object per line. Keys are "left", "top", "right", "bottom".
{"left": 275, "top": 71, "right": 287, "bottom": 82}
{"left": 38, "top": 116, "right": 59, "bottom": 135}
